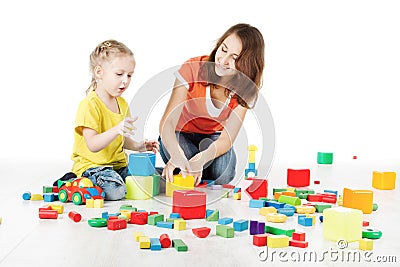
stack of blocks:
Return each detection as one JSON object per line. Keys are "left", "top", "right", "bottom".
{"left": 125, "top": 153, "right": 160, "bottom": 200}
{"left": 245, "top": 145, "right": 258, "bottom": 177}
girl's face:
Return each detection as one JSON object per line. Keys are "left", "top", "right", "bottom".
{"left": 96, "top": 55, "right": 136, "bottom": 97}
{"left": 214, "top": 33, "right": 242, "bottom": 77}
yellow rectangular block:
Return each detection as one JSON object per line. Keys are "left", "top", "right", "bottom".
{"left": 372, "top": 171, "right": 396, "bottom": 190}
{"left": 359, "top": 238, "right": 373, "bottom": 250}
{"left": 139, "top": 236, "right": 150, "bottom": 249}
{"left": 267, "top": 235, "right": 289, "bottom": 248}
{"left": 323, "top": 207, "right": 362, "bottom": 242}
{"left": 86, "top": 199, "right": 94, "bottom": 208}
{"left": 49, "top": 204, "right": 64, "bottom": 214}
{"left": 165, "top": 175, "right": 194, "bottom": 197}
{"left": 174, "top": 219, "right": 187, "bottom": 231}
{"left": 296, "top": 206, "right": 316, "bottom": 214}
{"left": 94, "top": 199, "right": 104, "bottom": 208}
{"left": 30, "top": 194, "right": 43, "bottom": 201}
{"left": 343, "top": 188, "right": 373, "bottom": 214}
{"left": 259, "top": 207, "right": 277, "bottom": 216}
{"left": 133, "top": 232, "right": 145, "bottom": 242}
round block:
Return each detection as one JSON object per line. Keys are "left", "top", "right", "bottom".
{"left": 88, "top": 218, "right": 107, "bottom": 227}
{"left": 372, "top": 203, "right": 378, "bottom": 211}
{"left": 362, "top": 229, "right": 382, "bottom": 239}
{"left": 160, "top": 234, "right": 171, "bottom": 248}
{"left": 317, "top": 152, "right": 333, "bottom": 164}
{"left": 68, "top": 211, "right": 82, "bottom": 222}
{"left": 22, "top": 191, "right": 31, "bottom": 200}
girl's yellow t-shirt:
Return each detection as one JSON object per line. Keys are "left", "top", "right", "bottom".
{"left": 71, "top": 91, "right": 130, "bottom": 177}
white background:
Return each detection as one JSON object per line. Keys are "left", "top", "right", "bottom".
{"left": 0, "top": 0, "right": 399, "bottom": 167}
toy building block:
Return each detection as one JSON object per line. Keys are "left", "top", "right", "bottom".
{"left": 68, "top": 211, "right": 82, "bottom": 222}
{"left": 107, "top": 218, "right": 127, "bottom": 231}
{"left": 169, "top": 213, "right": 180, "bottom": 219}
{"left": 283, "top": 204, "right": 296, "bottom": 212}
{"left": 172, "top": 239, "right": 188, "bottom": 252}
{"left": 86, "top": 198, "right": 94, "bottom": 208}
{"left": 129, "top": 211, "right": 148, "bottom": 225}
{"left": 343, "top": 188, "right": 373, "bottom": 214}
{"left": 359, "top": 238, "right": 373, "bottom": 250}
{"left": 174, "top": 219, "right": 186, "bottom": 231}
{"left": 49, "top": 204, "right": 64, "bottom": 214}
{"left": 363, "top": 221, "right": 369, "bottom": 227}
{"left": 253, "top": 233, "right": 270, "bottom": 246}
{"left": 94, "top": 199, "right": 104, "bottom": 208}
{"left": 278, "top": 195, "right": 301, "bottom": 206}
{"left": 192, "top": 227, "right": 211, "bottom": 238}
{"left": 265, "top": 201, "right": 285, "bottom": 209}
{"left": 160, "top": 234, "right": 171, "bottom": 248}
{"left": 317, "top": 152, "right": 333, "bottom": 164}
{"left": 218, "top": 217, "right": 233, "bottom": 225}
{"left": 315, "top": 204, "right": 332, "bottom": 213}
{"left": 289, "top": 239, "right": 308, "bottom": 248}
{"left": 296, "top": 206, "right": 316, "bottom": 214}
{"left": 267, "top": 235, "right": 289, "bottom": 248}
{"left": 287, "top": 169, "right": 310, "bottom": 187}
{"left": 88, "top": 218, "right": 107, "bottom": 227}
{"left": 233, "top": 219, "right": 248, "bottom": 232}
{"left": 266, "top": 213, "right": 287, "bottom": 223}
{"left": 249, "top": 199, "right": 265, "bottom": 208}
{"left": 30, "top": 194, "right": 44, "bottom": 201}
{"left": 42, "top": 186, "right": 53, "bottom": 193}
{"left": 133, "top": 232, "right": 145, "bottom": 242}
{"left": 166, "top": 174, "right": 195, "bottom": 197}
{"left": 150, "top": 238, "right": 162, "bottom": 251}
{"left": 120, "top": 204, "right": 137, "bottom": 212}
{"left": 323, "top": 207, "right": 362, "bottom": 242}
{"left": 173, "top": 190, "right": 206, "bottom": 220}
{"left": 222, "top": 184, "right": 235, "bottom": 189}
{"left": 292, "top": 232, "right": 306, "bottom": 241}
{"left": 265, "top": 226, "right": 295, "bottom": 237}
{"left": 211, "top": 184, "right": 223, "bottom": 190}
{"left": 277, "top": 208, "right": 295, "bottom": 216}
{"left": 246, "top": 178, "right": 268, "bottom": 200}
{"left": 125, "top": 175, "right": 160, "bottom": 200}
{"left": 250, "top": 221, "right": 265, "bottom": 235}
{"left": 128, "top": 152, "right": 156, "bottom": 176}
{"left": 216, "top": 224, "right": 234, "bottom": 238}
{"left": 324, "top": 189, "right": 338, "bottom": 196}
{"left": 156, "top": 221, "right": 174, "bottom": 229}
{"left": 39, "top": 209, "right": 58, "bottom": 219}
{"left": 148, "top": 214, "right": 164, "bottom": 226}
{"left": 372, "top": 171, "right": 396, "bottom": 190}
{"left": 120, "top": 210, "right": 132, "bottom": 220}
{"left": 206, "top": 209, "right": 219, "bottom": 221}
{"left": 43, "top": 193, "right": 55, "bottom": 202}
{"left": 259, "top": 207, "right": 277, "bottom": 216}
{"left": 372, "top": 203, "right": 378, "bottom": 211}
{"left": 362, "top": 229, "right": 382, "bottom": 239}
{"left": 139, "top": 236, "right": 151, "bottom": 249}
{"left": 22, "top": 191, "right": 31, "bottom": 200}
{"left": 233, "top": 192, "right": 241, "bottom": 200}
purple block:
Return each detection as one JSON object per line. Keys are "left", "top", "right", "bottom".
{"left": 250, "top": 220, "right": 258, "bottom": 235}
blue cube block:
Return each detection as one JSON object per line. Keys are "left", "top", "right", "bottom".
{"left": 298, "top": 216, "right": 313, "bottom": 226}
{"left": 233, "top": 219, "right": 248, "bottom": 232}
{"left": 102, "top": 211, "right": 109, "bottom": 220}
{"left": 150, "top": 238, "right": 162, "bottom": 251}
{"left": 218, "top": 217, "right": 233, "bottom": 225}
{"left": 43, "top": 193, "right": 55, "bottom": 202}
{"left": 128, "top": 153, "right": 156, "bottom": 176}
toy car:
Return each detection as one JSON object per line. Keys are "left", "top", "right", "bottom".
{"left": 58, "top": 177, "right": 105, "bottom": 205}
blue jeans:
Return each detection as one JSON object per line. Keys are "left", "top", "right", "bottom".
{"left": 158, "top": 132, "right": 236, "bottom": 184}
{"left": 82, "top": 166, "right": 128, "bottom": 201}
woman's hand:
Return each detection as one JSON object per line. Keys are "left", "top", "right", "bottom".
{"left": 162, "top": 156, "right": 191, "bottom": 183}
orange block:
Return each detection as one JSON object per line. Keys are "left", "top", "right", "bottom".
{"left": 342, "top": 188, "right": 373, "bottom": 214}
{"left": 372, "top": 171, "right": 396, "bottom": 190}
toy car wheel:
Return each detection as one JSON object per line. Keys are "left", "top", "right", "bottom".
{"left": 58, "top": 190, "right": 68, "bottom": 203}
{"left": 72, "top": 192, "right": 83, "bottom": 205}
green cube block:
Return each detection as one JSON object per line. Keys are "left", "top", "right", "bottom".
{"left": 172, "top": 239, "right": 188, "bottom": 252}
{"left": 43, "top": 186, "right": 53, "bottom": 193}
{"left": 216, "top": 224, "right": 234, "bottom": 238}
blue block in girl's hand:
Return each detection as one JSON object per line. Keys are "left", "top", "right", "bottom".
{"left": 128, "top": 152, "right": 156, "bottom": 176}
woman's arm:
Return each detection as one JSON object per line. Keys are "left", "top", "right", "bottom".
{"left": 159, "top": 78, "right": 192, "bottom": 181}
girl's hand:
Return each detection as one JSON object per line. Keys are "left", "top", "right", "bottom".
{"left": 188, "top": 153, "right": 204, "bottom": 186}
{"left": 116, "top": 116, "right": 138, "bottom": 137}
{"left": 162, "top": 156, "right": 191, "bottom": 183}
{"left": 140, "top": 139, "right": 160, "bottom": 153}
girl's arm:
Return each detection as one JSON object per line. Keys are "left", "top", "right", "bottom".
{"left": 189, "top": 104, "right": 247, "bottom": 185}
{"left": 159, "top": 78, "right": 192, "bottom": 181}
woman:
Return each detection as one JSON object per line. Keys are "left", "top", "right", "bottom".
{"left": 159, "top": 23, "right": 265, "bottom": 186}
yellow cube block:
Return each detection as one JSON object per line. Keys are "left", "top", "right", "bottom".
{"left": 139, "top": 236, "right": 150, "bottom": 249}
{"left": 166, "top": 174, "right": 194, "bottom": 197}
{"left": 233, "top": 192, "right": 241, "bottom": 200}
{"left": 267, "top": 235, "right": 289, "bottom": 248}
{"left": 359, "top": 238, "right": 373, "bottom": 250}
{"left": 266, "top": 213, "right": 287, "bottom": 223}
{"left": 296, "top": 206, "right": 316, "bottom": 214}
{"left": 343, "top": 188, "right": 373, "bottom": 214}
{"left": 49, "top": 204, "right": 64, "bottom": 214}
{"left": 259, "top": 207, "right": 277, "bottom": 216}
{"left": 133, "top": 232, "right": 145, "bottom": 242}
{"left": 323, "top": 207, "right": 362, "bottom": 242}
{"left": 174, "top": 219, "right": 187, "bottom": 231}
{"left": 372, "top": 171, "right": 396, "bottom": 190}
{"left": 94, "top": 199, "right": 104, "bottom": 208}
{"left": 86, "top": 198, "right": 94, "bottom": 208}
{"left": 125, "top": 176, "right": 153, "bottom": 200}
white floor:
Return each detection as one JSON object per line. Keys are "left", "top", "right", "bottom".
{"left": 0, "top": 157, "right": 399, "bottom": 267}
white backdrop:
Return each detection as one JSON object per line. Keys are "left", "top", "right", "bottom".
{"left": 1, "top": 0, "right": 399, "bottom": 167}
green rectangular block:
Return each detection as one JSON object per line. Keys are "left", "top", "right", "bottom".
{"left": 216, "top": 224, "right": 234, "bottom": 238}
{"left": 148, "top": 214, "right": 164, "bottom": 226}
{"left": 265, "top": 226, "right": 295, "bottom": 237}
{"left": 172, "top": 239, "right": 188, "bottom": 252}
{"left": 43, "top": 186, "right": 53, "bottom": 193}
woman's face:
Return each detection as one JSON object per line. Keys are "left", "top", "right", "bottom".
{"left": 214, "top": 33, "right": 242, "bottom": 77}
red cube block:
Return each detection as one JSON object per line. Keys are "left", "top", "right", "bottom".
{"left": 172, "top": 190, "right": 206, "bottom": 220}
{"left": 292, "top": 232, "right": 306, "bottom": 241}
{"left": 287, "top": 169, "right": 310, "bottom": 187}
{"left": 107, "top": 218, "right": 127, "bottom": 230}
{"left": 253, "top": 233, "right": 270, "bottom": 246}
{"left": 129, "top": 211, "right": 148, "bottom": 225}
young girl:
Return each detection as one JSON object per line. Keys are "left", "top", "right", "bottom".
{"left": 71, "top": 39, "right": 159, "bottom": 200}
{"left": 159, "top": 23, "right": 265, "bottom": 186}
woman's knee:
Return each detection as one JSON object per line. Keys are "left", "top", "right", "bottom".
{"left": 204, "top": 149, "right": 236, "bottom": 184}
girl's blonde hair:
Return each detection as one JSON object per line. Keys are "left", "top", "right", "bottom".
{"left": 86, "top": 39, "right": 134, "bottom": 94}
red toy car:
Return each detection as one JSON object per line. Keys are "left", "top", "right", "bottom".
{"left": 58, "top": 177, "right": 105, "bottom": 205}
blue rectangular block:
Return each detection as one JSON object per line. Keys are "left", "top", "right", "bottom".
{"left": 170, "top": 213, "right": 181, "bottom": 219}
{"left": 150, "top": 238, "right": 162, "bottom": 251}
{"left": 265, "top": 201, "right": 285, "bottom": 209}
{"left": 156, "top": 221, "right": 174, "bottom": 229}
{"left": 324, "top": 189, "right": 338, "bottom": 196}
{"left": 102, "top": 211, "right": 109, "bottom": 219}
{"left": 298, "top": 216, "right": 313, "bottom": 226}
{"left": 249, "top": 199, "right": 265, "bottom": 208}
{"left": 233, "top": 219, "right": 248, "bottom": 232}
{"left": 218, "top": 217, "right": 233, "bottom": 225}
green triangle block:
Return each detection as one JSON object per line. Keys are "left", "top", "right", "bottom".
{"left": 206, "top": 210, "right": 219, "bottom": 221}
